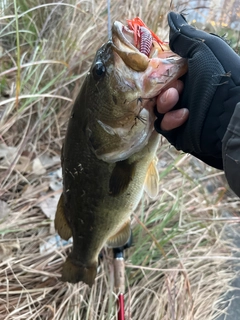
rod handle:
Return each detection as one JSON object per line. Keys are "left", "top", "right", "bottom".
{"left": 114, "top": 257, "right": 125, "bottom": 293}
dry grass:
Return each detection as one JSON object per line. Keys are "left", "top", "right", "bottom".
{"left": 1, "top": 0, "right": 240, "bottom": 319}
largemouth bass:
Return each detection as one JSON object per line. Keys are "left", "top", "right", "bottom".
{"left": 55, "top": 18, "right": 187, "bottom": 286}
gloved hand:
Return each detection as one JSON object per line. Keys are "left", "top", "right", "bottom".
{"left": 154, "top": 12, "right": 240, "bottom": 169}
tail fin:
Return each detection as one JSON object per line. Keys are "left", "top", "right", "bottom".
{"left": 61, "top": 257, "right": 97, "bottom": 287}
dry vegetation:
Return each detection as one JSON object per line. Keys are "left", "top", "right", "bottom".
{"left": 0, "top": 0, "right": 240, "bottom": 319}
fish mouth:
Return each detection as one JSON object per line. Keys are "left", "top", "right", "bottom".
{"left": 111, "top": 21, "right": 186, "bottom": 73}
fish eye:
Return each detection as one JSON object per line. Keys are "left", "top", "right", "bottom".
{"left": 92, "top": 61, "right": 106, "bottom": 79}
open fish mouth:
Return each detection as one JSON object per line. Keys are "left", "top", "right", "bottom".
{"left": 112, "top": 19, "right": 186, "bottom": 73}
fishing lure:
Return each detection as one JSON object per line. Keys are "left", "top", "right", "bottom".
{"left": 127, "top": 17, "right": 165, "bottom": 56}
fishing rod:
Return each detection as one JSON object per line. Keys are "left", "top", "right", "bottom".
{"left": 107, "top": 0, "right": 111, "bottom": 40}
{"left": 113, "top": 247, "right": 125, "bottom": 320}
{"left": 113, "top": 233, "right": 133, "bottom": 320}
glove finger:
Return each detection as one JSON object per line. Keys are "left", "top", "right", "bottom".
{"left": 168, "top": 12, "right": 218, "bottom": 44}
{"left": 167, "top": 12, "right": 210, "bottom": 57}
{"left": 168, "top": 11, "right": 240, "bottom": 84}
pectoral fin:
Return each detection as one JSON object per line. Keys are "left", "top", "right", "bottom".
{"left": 109, "top": 160, "right": 136, "bottom": 196}
{"left": 144, "top": 159, "right": 159, "bottom": 198}
{"left": 55, "top": 193, "right": 72, "bottom": 240}
{"left": 107, "top": 218, "right": 131, "bottom": 248}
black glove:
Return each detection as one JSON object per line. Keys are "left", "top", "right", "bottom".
{"left": 154, "top": 12, "right": 240, "bottom": 170}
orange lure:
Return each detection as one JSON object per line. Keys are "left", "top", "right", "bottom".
{"left": 127, "top": 17, "right": 165, "bottom": 56}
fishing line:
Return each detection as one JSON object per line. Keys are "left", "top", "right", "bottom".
{"left": 107, "top": 0, "right": 112, "bottom": 39}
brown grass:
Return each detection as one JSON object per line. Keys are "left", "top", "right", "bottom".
{"left": 0, "top": 0, "right": 240, "bottom": 319}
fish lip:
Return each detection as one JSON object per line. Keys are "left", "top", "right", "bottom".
{"left": 112, "top": 21, "right": 138, "bottom": 52}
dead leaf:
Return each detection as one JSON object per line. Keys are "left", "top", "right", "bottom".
{"left": 32, "top": 157, "right": 46, "bottom": 175}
